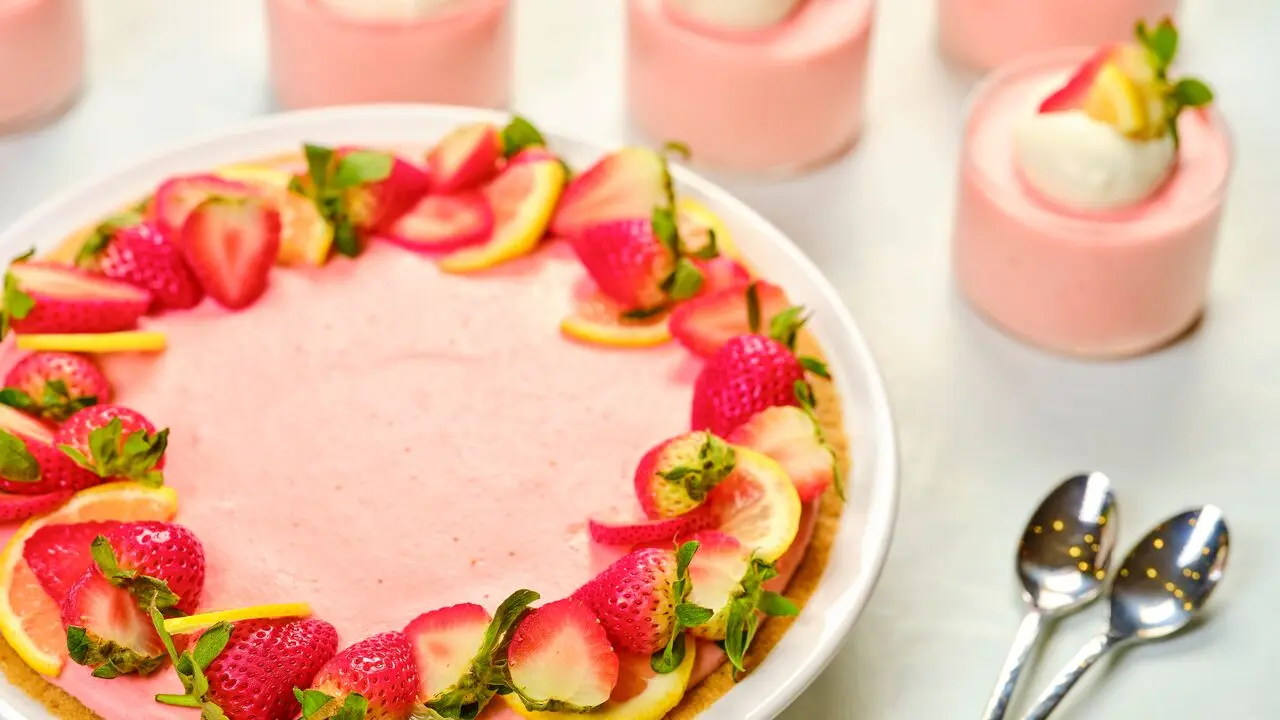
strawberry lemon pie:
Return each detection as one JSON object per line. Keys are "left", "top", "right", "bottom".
{"left": 0, "top": 118, "right": 849, "bottom": 719}
{"left": 266, "top": 0, "right": 511, "bottom": 110}
{"left": 626, "top": 0, "right": 874, "bottom": 173}
{"left": 952, "top": 20, "right": 1232, "bottom": 358}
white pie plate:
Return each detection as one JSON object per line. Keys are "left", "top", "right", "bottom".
{"left": 0, "top": 105, "right": 898, "bottom": 720}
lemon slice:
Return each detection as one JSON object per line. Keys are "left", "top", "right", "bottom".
{"left": 16, "top": 331, "right": 167, "bottom": 353}
{"left": 560, "top": 279, "right": 672, "bottom": 349}
{"left": 713, "top": 447, "right": 802, "bottom": 562}
{"left": 164, "top": 603, "right": 313, "bottom": 635}
{"left": 504, "top": 643, "right": 695, "bottom": 720}
{"left": 1084, "top": 63, "right": 1148, "bottom": 136}
{"left": 0, "top": 483, "right": 179, "bottom": 676}
{"left": 439, "top": 160, "right": 566, "bottom": 273}
{"left": 677, "top": 196, "right": 741, "bottom": 263}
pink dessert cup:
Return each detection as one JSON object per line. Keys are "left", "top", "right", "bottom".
{"left": 0, "top": 0, "right": 84, "bottom": 133}
{"left": 626, "top": 0, "right": 874, "bottom": 174}
{"left": 265, "top": 0, "right": 511, "bottom": 110}
{"left": 937, "top": 0, "right": 1179, "bottom": 73}
{"left": 951, "top": 50, "right": 1233, "bottom": 359}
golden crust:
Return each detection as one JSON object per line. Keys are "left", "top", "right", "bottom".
{"left": 1, "top": 194, "right": 850, "bottom": 720}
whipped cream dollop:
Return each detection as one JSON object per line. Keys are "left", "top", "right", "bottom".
{"left": 1014, "top": 110, "right": 1176, "bottom": 212}
{"left": 666, "top": 0, "right": 805, "bottom": 31}
{"left": 317, "top": 0, "right": 466, "bottom": 21}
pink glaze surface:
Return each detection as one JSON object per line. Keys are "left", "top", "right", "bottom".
{"left": 627, "top": 0, "right": 873, "bottom": 173}
{"left": 0, "top": 241, "right": 818, "bottom": 718}
{"left": 265, "top": 0, "right": 511, "bottom": 110}
{"left": 0, "top": 0, "right": 83, "bottom": 131}
{"left": 952, "top": 51, "right": 1232, "bottom": 358}
{"left": 937, "top": 0, "right": 1179, "bottom": 72}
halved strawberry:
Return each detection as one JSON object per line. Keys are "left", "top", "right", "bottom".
{"left": 506, "top": 598, "right": 619, "bottom": 712}
{"left": 180, "top": 196, "right": 282, "bottom": 310}
{"left": 551, "top": 147, "right": 667, "bottom": 239}
{"left": 405, "top": 603, "right": 492, "bottom": 704}
{"left": 670, "top": 281, "right": 792, "bottom": 359}
{"left": 697, "top": 256, "right": 751, "bottom": 295}
{"left": 382, "top": 193, "right": 494, "bottom": 254}
{"left": 587, "top": 504, "right": 718, "bottom": 546}
{"left": 634, "top": 431, "right": 737, "bottom": 519}
{"left": 150, "top": 174, "right": 259, "bottom": 241}
{"left": 1, "top": 351, "right": 109, "bottom": 422}
{"left": 1039, "top": 45, "right": 1118, "bottom": 113}
{"left": 62, "top": 568, "right": 167, "bottom": 678}
{"left": 304, "top": 631, "right": 420, "bottom": 719}
{"left": 24, "top": 520, "right": 119, "bottom": 603}
{"left": 3, "top": 261, "right": 151, "bottom": 336}
{"left": 0, "top": 489, "right": 71, "bottom": 521}
{"left": 0, "top": 405, "right": 99, "bottom": 495}
{"left": 427, "top": 123, "right": 501, "bottom": 194}
{"left": 728, "top": 405, "right": 840, "bottom": 502}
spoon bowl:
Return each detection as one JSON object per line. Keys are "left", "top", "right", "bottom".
{"left": 1018, "top": 471, "right": 1119, "bottom": 612}
{"left": 1107, "top": 505, "right": 1230, "bottom": 642}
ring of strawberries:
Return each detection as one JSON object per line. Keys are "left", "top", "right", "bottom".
{"left": 0, "top": 119, "right": 845, "bottom": 720}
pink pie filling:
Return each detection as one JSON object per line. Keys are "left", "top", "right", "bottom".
{"left": 0, "top": 240, "right": 817, "bottom": 718}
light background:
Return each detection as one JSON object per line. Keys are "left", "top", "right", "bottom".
{"left": 0, "top": 0, "right": 1277, "bottom": 717}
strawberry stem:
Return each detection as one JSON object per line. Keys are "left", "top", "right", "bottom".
{"left": 1134, "top": 18, "right": 1214, "bottom": 144}
{"left": 653, "top": 540, "right": 713, "bottom": 674}
{"left": 720, "top": 557, "right": 799, "bottom": 674}
{"left": 658, "top": 434, "right": 737, "bottom": 503}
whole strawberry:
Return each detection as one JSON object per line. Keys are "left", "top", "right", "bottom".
{"left": 634, "top": 431, "right": 737, "bottom": 519}
{"left": 1, "top": 351, "right": 110, "bottom": 423}
{"left": 156, "top": 617, "right": 340, "bottom": 720}
{"left": 0, "top": 405, "right": 99, "bottom": 495}
{"left": 62, "top": 523, "right": 206, "bottom": 677}
{"left": 75, "top": 215, "right": 203, "bottom": 311}
{"left": 303, "top": 631, "right": 420, "bottom": 720}
{"left": 572, "top": 542, "right": 711, "bottom": 672}
{"left": 690, "top": 306, "right": 831, "bottom": 437}
{"left": 55, "top": 404, "right": 168, "bottom": 486}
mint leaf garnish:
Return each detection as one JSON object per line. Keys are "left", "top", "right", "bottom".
{"left": 332, "top": 152, "right": 393, "bottom": 190}
{"left": 295, "top": 144, "right": 392, "bottom": 258}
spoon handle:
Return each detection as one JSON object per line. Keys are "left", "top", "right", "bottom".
{"left": 1020, "top": 634, "right": 1116, "bottom": 720}
{"left": 981, "top": 609, "right": 1047, "bottom": 720}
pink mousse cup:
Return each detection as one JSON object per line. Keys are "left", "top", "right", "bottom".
{"left": 938, "top": 0, "right": 1179, "bottom": 72}
{"left": 951, "top": 50, "right": 1233, "bottom": 359}
{"left": 0, "top": 0, "right": 84, "bottom": 133}
{"left": 265, "top": 0, "right": 511, "bottom": 110}
{"left": 627, "top": 0, "right": 874, "bottom": 174}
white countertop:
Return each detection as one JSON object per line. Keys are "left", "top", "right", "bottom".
{"left": 1, "top": 0, "right": 1278, "bottom": 717}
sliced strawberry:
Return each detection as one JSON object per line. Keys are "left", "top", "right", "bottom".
{"left": 427, "top": 123, "right": 501, "bottom": 194}
{"left": 728, "top": 405, "right": 839, "bottom": 502}
{"left": 634, "top": 431, "right": 738, "bottom": 519}
{"left": 1039, "top": 45, "right": 1118, "bottom": 113}
{"left": 150, "top": 174, "right": 258, "bottom": 241}
{"left": 23, "top": 521, "right": 119, "bottom": 603}
{"left": 62, "top": 567, "right": 167, "bottom": 678}
{"left": 5, "top": 262, "right": 151, "bottom": 335}
{"left": 0, "top": 405, "right": 99, "bottom": 495}
{"left": 507, "top": 598, "right": 619, "bottom": 712}
{"left": 405, "top": 603, "right": 492, "bottom": 703}
{"left": 0, "top": 489, "right": 71, "bottom": 522}
{"left": 181, "top": 196, "right": 282, "bottom": 310}
{"left": 697, "top": 256, "right": 751, "bottom": 295}
{"left": 551, "top": 147, "right": 667, "bottom": 239}
{"left": 587, "top": 504, "right": 718, "bottom": 546}
{"left": 382, "top": 193, "right": 495, "bottom": 254}
{"left": 671, "top": 281, "right": 792, "bottom": 359}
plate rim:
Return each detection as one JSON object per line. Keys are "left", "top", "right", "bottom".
{"left": 0, "top": 103, "right": 899, "bottom": 720}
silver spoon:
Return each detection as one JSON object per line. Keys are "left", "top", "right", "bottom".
{"left": 982, "top": 472, "right": 1118, "bottom": 720}
{"left": 1020, "top": 505, "right": 1230, "bottom": 720}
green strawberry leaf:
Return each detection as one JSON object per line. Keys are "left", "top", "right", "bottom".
{"left": 1, "top": 250, "right": 37, "bottom": 342}
{"left": 652, "top": 541, "right": 708, "bottom": 674}
{"left": 662, "top": 140, "right": 692, "bottom": 160}
{"left": 658, "top": 435, "right": 736, "bottom": 502}
{"left": 687, "top": 228, "right": 719, "bottom": 260}
{"left": 501, "top": 116, "right": 547, "bottom": 158}
{"left": 758, "top": 591, "right": 799, "bottom": 617}
{"left": 333, "top": 152, "right": 394, "bottom": 190}
{"left": 333, "top": 219, "right": 361, "bottom": 258}
{"left": 304, "top": 144, "right": 336, "bottom": 191}
{"left": 295, "top": 688, "right": 335, "bottom": 718}
{"left": 1173, "top": 78, "right": 1214, "bottom": 107}
{"left": 794, "top": 380, "right": 817, "bottom": 412}
{"left": 652, "top": 206, "right": 680, "bottom": 257}
{"left": 662, "top": 258, "right": 704, "bottom": 301}
{"left": 0, "top": 388, "right": 38, "bottom": 413}
{"left": 155, "top": 615, "right": 232, "bottom": 712}
{"left": 334, "top": 693, "right": 369, "bottom": 720}
{"left": 36, "top": 379, "right": 98, "bottom": 423}
{"left": 767, "top": 305, "right": 809, "bottom": 349}
{"left": 800, "top": 356, "right": 831, "bottom": 380}
{"left": 192, "top": 622, "right": 232, "bottom": 670}
{"left": 428, "top": 589, "right": 540, "bottom": 719}
{"left": 149, "top": 607, "right": 181, "bottom": 666}
{"left": 676, "top": 602, "right": 715, "bottom": 627}
{"left": 745, "top": 282, "right": 762, "bottom": 334}
{"left": 620, "top": 304, "right": 669, "bottom": 321}
{"left": 200, "top": 702, "right": 230, "bottom": 720}
{"left": 76, "top": 212, "right": 144, "bottom": 269}
{"left": 0, "top": 429, "right": 40, "bottom": 483}
{"left": 93, "top": 535, "right": 181, "bottom": 610}
{"left": 66, "top": 626, "right": 90, "bottom": 665}
{"left": 61, "top": 418, "right": 168, "bottom": 485}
